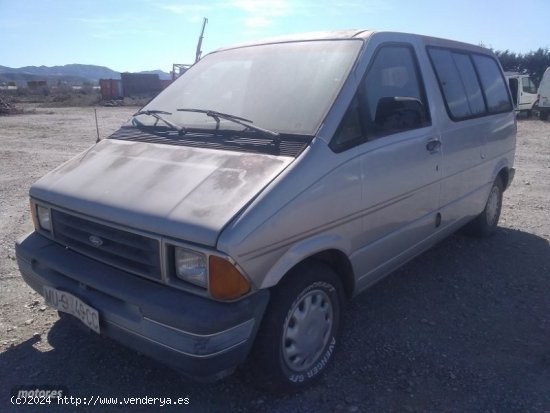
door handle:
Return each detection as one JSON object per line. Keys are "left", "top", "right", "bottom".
{"left": 426, "top": 139, "right": 441, "bottom": 152}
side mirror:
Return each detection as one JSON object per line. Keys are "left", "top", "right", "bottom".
{"left": 374, "top": 96, "right": 427, "bottom": 133}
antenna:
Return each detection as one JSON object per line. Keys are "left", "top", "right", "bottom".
{"left": 195, "top": 17, "right": 208, "bottom": 63}
{"left": 94, "top": 108, "right": 100, "bottom": 143}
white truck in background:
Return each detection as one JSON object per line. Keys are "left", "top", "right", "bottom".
{"left": 505, "top": 72, "right": 538, "bottom": 115}
{"left": 537, "top": 67, "right": 550, "bottom": 120}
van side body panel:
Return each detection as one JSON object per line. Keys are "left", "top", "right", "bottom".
{"left": 220, "top": 32, "right": 516, "bottom": 295}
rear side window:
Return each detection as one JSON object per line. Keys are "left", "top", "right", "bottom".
{"left": 472, "top": 55, "right": 513, "bottom": 113}
{"left": 428, "top": 47, "right": 512, "bottom": 120}
{"left": 452, "top": 54, "right": 486, "bottom": 116}
{"left": 428, "top": 49, "right": 485, "bottom": 119}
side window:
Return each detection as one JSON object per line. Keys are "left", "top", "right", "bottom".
{"left": 472, "top": 55, "right": 513, "bottom": 113}
{"left": 362, "top": 46, "right": 430, "bottom": 138}
{"left": 428, "top": 48, "right": 486, "bottom": 119}
{"left": 522, "top": 77, "right": 537, "bottom": 94}
{"left": 452, "top": 53, "right": 486, "bottom": 116}
{"left": 331, "top": 45, "right": 431, "bottom": 152}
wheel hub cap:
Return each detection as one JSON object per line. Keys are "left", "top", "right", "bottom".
{"left": 282, "top": 289, "right": 333, "bottom": 372}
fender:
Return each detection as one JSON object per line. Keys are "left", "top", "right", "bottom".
{"left": 259, "top": 233, "right": 352, "bottom": 289}
{"left": 491, "top": 158, "right": 511, "bottom": 187}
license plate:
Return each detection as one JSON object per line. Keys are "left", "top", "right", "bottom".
{"left": 43, "top": 286, "right": 100, "bottom": 334}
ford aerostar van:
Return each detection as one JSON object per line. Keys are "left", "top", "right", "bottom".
{"left": 16, "top": 30, "right": 516, "bottom": 391}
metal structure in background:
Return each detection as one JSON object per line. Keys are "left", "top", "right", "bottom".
{"left": 171, "top": 64, "right": 192, "bottom": 80}
{"left": 195, "top": 18, "right": 208, "bottom": 63}
{"left": 99, "top": 79, "right": 123, "bottom": 100}
{"left": 172, "top": 17, "right": 208, "bottom": 80}
{"left": 120, "top": 73, "right": 161, "bottom": 97}
{"left": 101, "top": 17, "right": 209, "bottom": 94}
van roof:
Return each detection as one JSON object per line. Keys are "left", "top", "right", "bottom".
{"left": 217, "top": 30, "right": 375, "bottom": 50}
{"left": 214, "top": 30, "right": 492, "bottom": 55}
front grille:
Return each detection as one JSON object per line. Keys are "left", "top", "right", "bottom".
{"left": 51, "top": 210, "right": 161, "bottom": 280}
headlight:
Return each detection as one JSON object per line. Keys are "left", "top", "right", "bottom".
{"left": 36, "top": 205, "right": 52, "bottom": 232}
{"left": 174, "top": 247, "right": 207, "bottom": 288}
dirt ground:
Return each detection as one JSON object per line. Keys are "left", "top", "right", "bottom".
{"left": 1, "top": 107, "right": 549, "bottom": 412}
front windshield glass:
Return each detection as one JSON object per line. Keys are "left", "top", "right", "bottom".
{"left": 136, "top": 39, "right": 362, "bottom": 135}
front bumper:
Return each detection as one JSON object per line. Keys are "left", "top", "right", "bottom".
{"left": 16, "top": 232, "right": 269, "bottom": 380}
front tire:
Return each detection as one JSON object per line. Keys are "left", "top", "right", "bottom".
{"left": 246, "top": 261, "right": 344, "bottom": 392}
{"left": 465, "top": 177, "right": 503, "bottom": 237}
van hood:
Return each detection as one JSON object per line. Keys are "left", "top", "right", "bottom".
{"left": 30, "top": 139, "right": 293, "bottom": 246}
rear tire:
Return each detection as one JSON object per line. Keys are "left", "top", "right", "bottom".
{"left": 245, "top": 261, "right": 344, "bottom": 392}
{"left": 540, "top": 110, "right": 549, "bottom": 121}
{"left": 465, "top": 177, "right": 503, "bottom": 237}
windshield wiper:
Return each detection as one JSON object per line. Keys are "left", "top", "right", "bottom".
{"left": 133, "top": 110, "right": 185, "bottom": 133}
{"left": 176, "top": 108, "right": 279, "bottom": 141}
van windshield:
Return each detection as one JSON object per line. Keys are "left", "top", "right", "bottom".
{"left": 135, "top": 39, "right": 362, "bottom": 135}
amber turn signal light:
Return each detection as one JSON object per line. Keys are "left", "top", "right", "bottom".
{"left": 208, "top": 256, "right": 250, "bottom": 300}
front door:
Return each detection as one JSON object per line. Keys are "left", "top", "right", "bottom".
{"left": 334, "top": 43, "right": 442, "bottom": 287}
{"left": 519, "top": 76, "right": 538, "bottom": 111}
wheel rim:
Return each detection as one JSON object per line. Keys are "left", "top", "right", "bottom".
{"left": 486, "top": 185, "right": 501, "bottom": 226}
{"left": 282, "top": 289, "right": 334, "bottom": 372}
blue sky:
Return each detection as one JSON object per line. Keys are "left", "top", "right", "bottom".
{"left": 1, "top": 0, "right": 549, "bottom": 73}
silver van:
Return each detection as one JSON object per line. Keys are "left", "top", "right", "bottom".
{"left": 16, "top": 30, "right": 516, "bottom": 391}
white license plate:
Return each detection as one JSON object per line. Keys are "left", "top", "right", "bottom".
{"left": 43, "top": 286, "right": 100, "bottom": 334}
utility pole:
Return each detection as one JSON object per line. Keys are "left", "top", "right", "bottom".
{"left": 195, "top": 18, "right": 208, "bottom": 63}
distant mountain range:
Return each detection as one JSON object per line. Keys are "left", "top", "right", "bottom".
{"left": 0, "top": 64, "right": 172, "bottom": 86}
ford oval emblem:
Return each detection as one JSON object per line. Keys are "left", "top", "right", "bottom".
{"left": 89, "top": 235, "right": 103, "bottom": 247}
